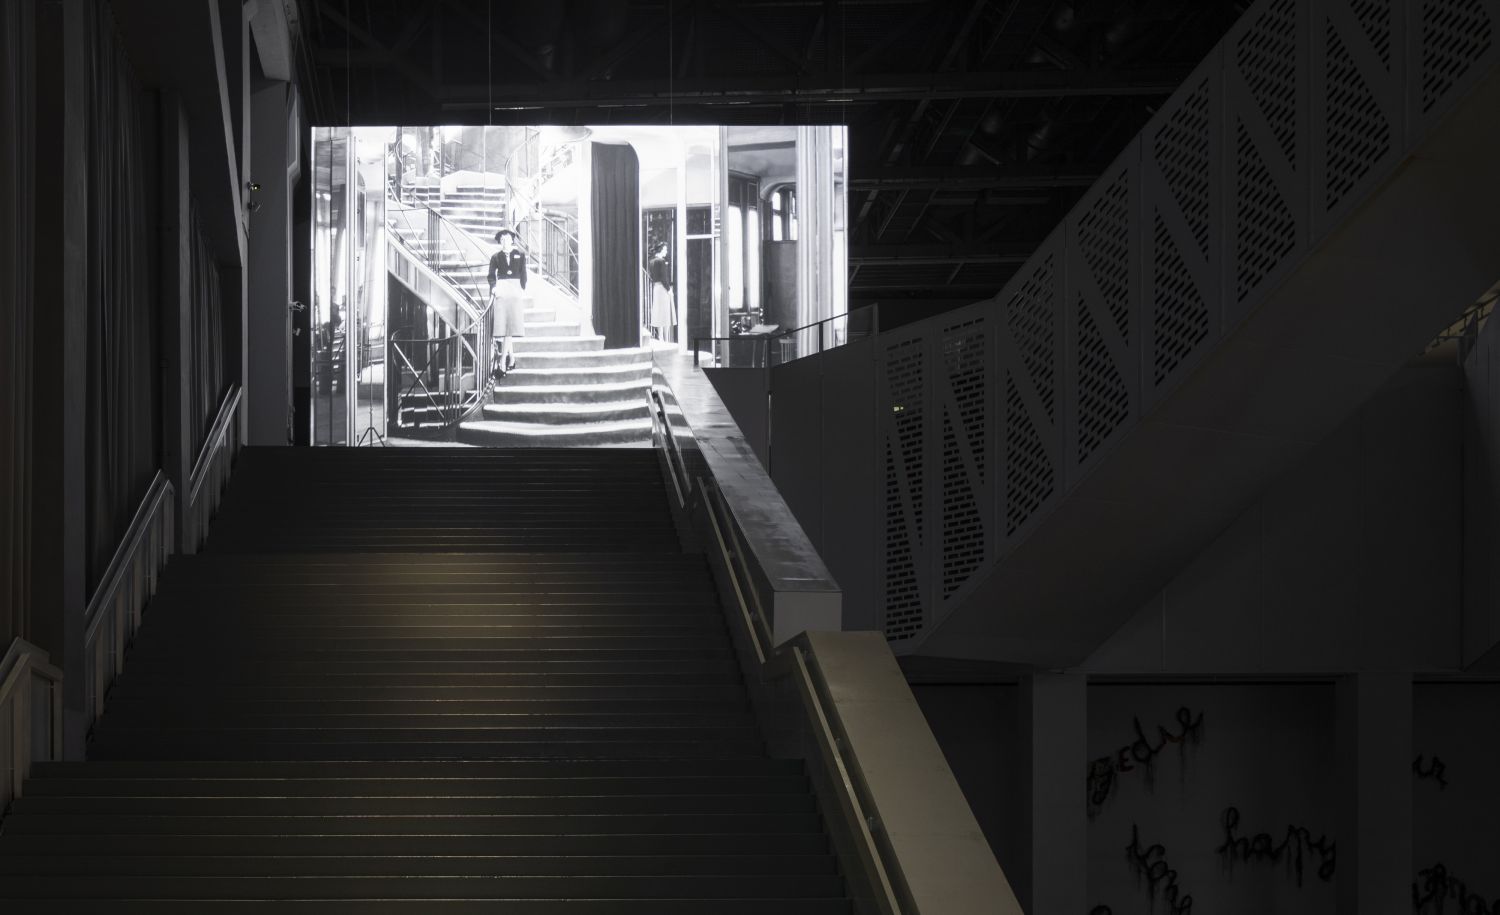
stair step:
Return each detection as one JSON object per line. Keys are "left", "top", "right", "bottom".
{"left": 479, "top": 402, "right": 652, "bottom": 425}
{"left": 513, "top": 348, "right": 650, "bottom": 369}
{"left": 104, "top": 684, "right": 750, "bottom": 699}
{"left": 511, "top": 335, "right": 605, "bottom": 352}
{"left": 491, "top": 380, "right": 652, "bottom": 406}
{"left": 33, "top": 759, "right": 806, "bottom": 778}
{"left": 0, "top": 899, "right": 850, "bottom": 914}
{"left": 518, "top": 321, "right": 583, "bottom": 337}
{"left": 84, "top": 741, "right": 770, "bottom": 760}
{"left": 23, "top": 775, "right": 806, "bottom": 798}
{"left": 1, "top": 447, "right": 850, "bottom": 912}
{"left": 0, "top": 900, "right": 849, "bottom": 915}
{"left": 495, "top": 364, "right": 652, "bottom": 388}
{"left": 457, "top": 419, "right": 653, "bottom": 448}
{"left": 1, "top": 812, "right": 818, "bottom": 836}
{"left": 0, "top": 873, "right": 845, "bottom": 900}
{"left": 10, "top": 794, "right": 814, "bottom": 816}
{"left": 0, "top": 854, "right": 837, "bottom": 877}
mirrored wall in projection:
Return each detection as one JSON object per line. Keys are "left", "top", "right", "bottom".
{"left": 310, "top": 125, "right": 847, "bottom": 447}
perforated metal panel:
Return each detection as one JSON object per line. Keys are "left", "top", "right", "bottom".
{"left": 1232, "top": 118, "right": 1298, "bottom": 305}
{"left": 1004, "top": 375, "right": 1053, "bottom": 538}
{"left": 1322, "top": 7, "right": 1395, "bottom": 213}
{"left": 868, "top": 0, "right": 1496, "bottom": 648}
{"left": 1230, "top": 0, "right": 1304, "bottom": 309}
{"left": 1000, "top": 243, "right": 1061, "bottom": 541}
{"left": 1238, "top": 0, "right": 1301, "bottom": 168}
{"left": 1075, "top": 171, "right": 1133, "bottom": 339}
{"left": 1351, "top": 0, "right": 1395, "bottom": 66}
{"left": 880, "top": 336, "right": 928, "bottom": 641}
{"left": 1007, "top": 254, "right": 1058, "bottom": 421}
{"left": 1150, "top": 210, "right": 1212, "bottom": 387}
{"left": 1145, "top": 67, "right": 1218, "bottom": 398}
{"left": 1420, "top": 0, "right": 1494, "bottom": 112}
{"left": 1075, "top": 295, "right": 1130, "bottom": 465}
{"left": 938, "top": 316, "right": 990, "bottom": 599}
{"left": 1070, "top": 163, "right": 1136, "bottom": 469}
{"left": 1155, "top": 78, "right": 1214, "bottom": 259}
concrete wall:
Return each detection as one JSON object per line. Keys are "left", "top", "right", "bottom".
{"left": 703, "top": 367, "right": 768, "bottom": 468}
{"left": 1413, "top": 681, "right": 1500, "bottom": 906}
{"left": 902, "top": 353, "right": 1500, "bottom": 913}
{"left": 245, "top": 64, "right": 299, "bottom": 445}
{"left": 1462, "top": 314, "right": 1500, "bottom": 667}
{"left": 707, "top": 340, "right": 880, "bottom": 629}
{"left": 909, "top": 684, "right": 1026, "bottom": 898}
{"left": 1084, "top": 358, "right": 1464, "bottom": 675}
{"left": 1085, "top": 682, "right": 1338, "bottom": 915}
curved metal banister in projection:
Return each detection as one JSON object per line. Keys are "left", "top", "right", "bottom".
{"left": 862, "top": 0, "right": 1500, "bottom": 663}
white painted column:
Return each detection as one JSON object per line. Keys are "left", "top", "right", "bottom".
{"left": 1023, "top": 672, "right": 1089, "bottom": 915}
{"left": 795, "top": 125, "right": 835, "bottom": 329}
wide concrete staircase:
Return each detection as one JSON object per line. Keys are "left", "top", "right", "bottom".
{"left": 0, "top": 447, "right": 850, "bottom": 912}
{"left": 389, "top": 186, "right": 653, "bottom": 447}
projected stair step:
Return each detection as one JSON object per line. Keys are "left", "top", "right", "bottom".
{"left": 0, "top": 447, "right": 850, "bottom": 912}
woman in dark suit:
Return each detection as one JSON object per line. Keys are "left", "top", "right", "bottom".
{"left": 487, "top": 228, "right": 527, "bottom": 375}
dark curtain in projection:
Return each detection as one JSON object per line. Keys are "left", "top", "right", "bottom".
{"left": 589, "top": 143, "right": 641, "bottom": 349}
{"left": 83, "top": 3, "right": 160, "bottom": 589}
{"left": 188, "top": 202, "right": 226, "bottom": 455}
{"left": 0, "top": 0, "right": 35, "bottom": 644}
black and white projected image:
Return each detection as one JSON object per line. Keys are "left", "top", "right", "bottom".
{"left": 310, "top": 124, "right": 847, "bottom": 448}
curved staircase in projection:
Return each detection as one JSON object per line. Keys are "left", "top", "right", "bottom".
{"left": 395, "top": 184, "right": 653, "bottom": 447}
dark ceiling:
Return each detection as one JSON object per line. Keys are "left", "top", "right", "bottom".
{"left": 293, "top": 0, "right": 1248, "bottom": 320}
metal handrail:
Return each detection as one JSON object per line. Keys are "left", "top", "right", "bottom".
{"left": 648, "top": 371, "right": 901, "bottom": 914}
{"left": 503, "top": 129, "right": 583, "bottom": 300}
{"left": 692, "top": 470, "right": 902, "bottom": 914}
{"left": 187, "top": 386, "right": 241, "bottom": 508}
{"left": 648, "top": 386, "right": 692, "bottom": 512}
{"left": 0, "top": 638, "right": 64, "bottom": 809}
{"left": 386, "top": 198, "right": 493, "bottom": 320}
{"left": 82, "top": 470, "right": 175, "bottom": 726}
{"left": 693, "top": 304, "right": 880, "bottom": 368}
{"left": 390, "top": 330, "right": 464, "bottom": 428}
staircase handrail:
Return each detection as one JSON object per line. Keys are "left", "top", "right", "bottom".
{"left": 386, "top": 198, "right": 493, "bottom": 323}
{"left": 390, "top": 329, "right": 465, "bottom": 428}
{"left": 502, "top": 129, "right": 582, "bottom": 299}
{"left": 82, "top": 470, "right": 175, "bottom": 729}
{"left": 692, "top": 305, "right": 881, "bottom": 369}
{"left": 185, "top": 386, "right": 242, "bottom": 553}
{"left": 647, "top": 350, "right": 1021, "bottom": 914}
{"left": 0, "top": 638, "right": 64, "bottom": 808}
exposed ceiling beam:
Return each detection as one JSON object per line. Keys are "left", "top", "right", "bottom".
{"left": 321, "top": 5, "right": 438, "bottom": 97}
{"left": 434, "top": 0, "right": 556, "bottom": 82}
{"left": 709, "top": 1, "right": 807, "bottom": 72}
{"left": 850, "top": 165, "right": 1100, "bottom": 190}
{"left": 422, "top": 69, "right": 1190, "bottom": 109}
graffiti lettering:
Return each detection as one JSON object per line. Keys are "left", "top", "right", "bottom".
{"left": 1413, "top": 863, "right": 1499, "bottom": 915}
{"left": 1086, "top": 707, "right": 1205, "bottom": 815}
{"left": 1127, "top": 824, "right": 1194, "bottom": 914}
{"left": 1412, "top": 754, "right": 1449, "bottom": 790}
{"left": 1215, "top": 806, "right": 1335, "bottom": 886}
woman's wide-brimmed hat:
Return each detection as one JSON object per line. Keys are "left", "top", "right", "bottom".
{"left": 494, "top": 227, "right": 518, "bottom": 244}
